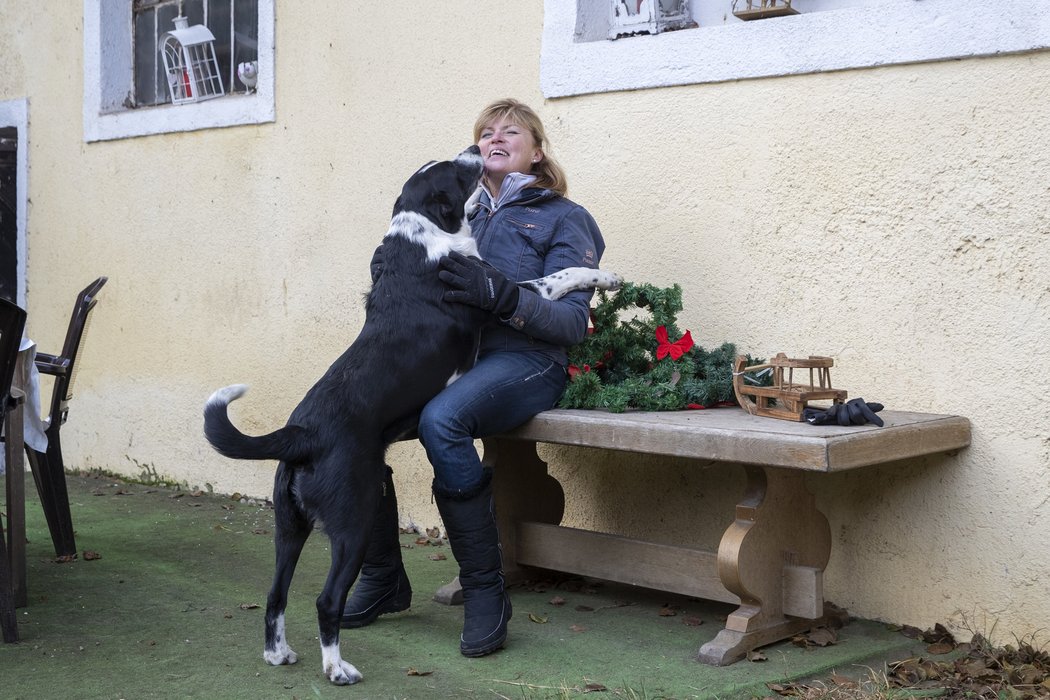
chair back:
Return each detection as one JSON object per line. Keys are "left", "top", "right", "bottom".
{"left": 0, "top": 298, "right": 28, "bottom": 413}
{"left": 51, "top": 277, "right": 107, "bottom": 426}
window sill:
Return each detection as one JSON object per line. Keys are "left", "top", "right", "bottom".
{"left": 84, "top": 91, "right": 274, "bottom": 143}
{"left": 542, "top": 0, "right": 1050, "bottom": 98}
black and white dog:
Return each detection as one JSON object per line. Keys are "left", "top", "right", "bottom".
{"left": 204, "top": 145, "right": 620, "bottom": 685}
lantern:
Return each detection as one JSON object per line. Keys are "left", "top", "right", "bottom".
{"left": 160, "top": 15, "right": 225, "bottom": 105}
{"left": 609, "top": 0, "right": 696, "bottom": 39}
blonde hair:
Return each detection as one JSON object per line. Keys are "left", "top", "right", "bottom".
{"left": 473, "top": 98, "right": 568, "bottom": 196}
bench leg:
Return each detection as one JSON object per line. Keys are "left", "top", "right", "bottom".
{"left": 699, "top": 465, "right": 836, "bottom": 665}
{"left": 432, "top": 438, "right": 565, "bottom": 606}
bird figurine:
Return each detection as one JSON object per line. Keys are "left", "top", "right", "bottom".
{"left": 237, "top": 61, "right": 259, "bottom": 93}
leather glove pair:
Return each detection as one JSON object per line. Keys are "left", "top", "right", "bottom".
{"left": 803, "top": 398, "right": 885, "bottom": 427}
{"left": 438, "top": 251, "right": 520, "bottom": 316}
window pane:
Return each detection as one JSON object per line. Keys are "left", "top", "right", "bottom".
{"left": 183, "top": 0, "right": 205, "bottom": 27}
{"left": 234, "top": 0, "right": 259, "bottom": 64}
{"left": 208, "top": 0, "right": 233, "bottom": 90}
{"left": 134, "top": 8, "right": 160, "bottom": 106}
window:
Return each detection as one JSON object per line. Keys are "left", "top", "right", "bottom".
{"left": 543, "top": 0, "right": 1050, "bottom": 97}
{"left": 132, "top": 0, "right": 258, "bottom": 107}
{"left": 0, "top": 99, "right": 27, "bottom": 307}
{"left": 84, "top": 0, "right": 274, "bottom": 142}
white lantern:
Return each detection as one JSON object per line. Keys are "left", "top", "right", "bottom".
{"left": 160, "top": 15, "right": 225, "bottom": 105}
{"left": 609, "top": 0, "right": 695, "bottom": 40}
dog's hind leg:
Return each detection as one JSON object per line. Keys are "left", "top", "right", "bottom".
{"left": 264, "top": 515, "right": 310, "bottom": 667}
{"left": 264, "top": 465, "right": 311, "bottom": 667}
{"left": 316, "top": 537, "right": 368, "bottom": 685}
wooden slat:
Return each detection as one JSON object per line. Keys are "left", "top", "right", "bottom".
{"left": 516, "top": 521, "right": 737, "bottom": 604}
{"left": 501, "top": 408, "right": 970, "bottom": 472}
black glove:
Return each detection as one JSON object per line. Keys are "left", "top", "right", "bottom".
{"left": 438, "top": 251, "right": 520, "bottom": 316}
{"left": 369, "top": 244, "right": 384, "bottom": 283}
{"left": 803, "top": 398, "right": 885, "bottom": 427}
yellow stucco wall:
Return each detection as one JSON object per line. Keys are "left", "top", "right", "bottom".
{"left": 2, "top": 2, "right": 1048, "bottom": 646}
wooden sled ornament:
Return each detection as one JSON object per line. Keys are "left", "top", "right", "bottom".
{"left": 733, "top": 353, "right": 847, "bottom": 422}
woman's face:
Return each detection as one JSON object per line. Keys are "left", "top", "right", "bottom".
{"left": 477, "top": 118, "right": 541, "bottom": 186}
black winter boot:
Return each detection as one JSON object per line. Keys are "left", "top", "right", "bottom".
{"left": 433, "top": 469, "right": 511, "bottom": 657}
{"left": 340, "top": 467, "right": 412, "bottom": 628}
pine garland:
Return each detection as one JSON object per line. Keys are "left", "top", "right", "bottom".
{"left": 558, "top": 282, "right": 764, "bottom": 413}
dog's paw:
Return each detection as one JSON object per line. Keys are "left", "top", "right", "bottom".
{"left": 263, "top": 647, "right": 298, "bottom": 665}
{"left": 324, "top": 659, "right": 363, "bottom": 686}
{"left": 601, "top": 271, "right": 624, "bottom": 291}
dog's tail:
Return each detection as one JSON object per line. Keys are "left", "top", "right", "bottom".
{"left": 204, "top": 385, "right": 311, "bottom": 463}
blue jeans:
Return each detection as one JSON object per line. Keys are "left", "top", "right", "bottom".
{"left": 418, "top": 351, "right": 567, "bottom": 494}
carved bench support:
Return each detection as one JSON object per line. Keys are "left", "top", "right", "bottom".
{"left": 698, "top": 465, "right": 836, "bottom": 664}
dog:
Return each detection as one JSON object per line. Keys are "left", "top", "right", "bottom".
{"left": 204, "top": 144, "right": 621, "bottom": 685}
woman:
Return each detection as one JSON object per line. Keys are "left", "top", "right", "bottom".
{"left": 342, "top": 99, "right": 606, "bottom": 657}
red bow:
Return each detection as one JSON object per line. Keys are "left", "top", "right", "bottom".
{"left": 655, "top": 326, "right": 693, "bottom": 361}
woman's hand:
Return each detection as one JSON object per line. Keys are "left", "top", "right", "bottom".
{"left": 438, "top": 251, "right": 519, "bottom": 316}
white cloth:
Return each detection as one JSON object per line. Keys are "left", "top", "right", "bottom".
{"left": 0, "top": 333, "right": 48, "bottom": 475}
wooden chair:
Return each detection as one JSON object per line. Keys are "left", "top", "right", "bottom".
{"left": 1, "top": 297, "right": 28, "bottom": 642}
{"left": 25, "top": 277, "right": 107, "bottom": 559}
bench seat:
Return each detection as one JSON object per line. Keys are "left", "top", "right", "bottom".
{"left": 434, "top": 407, "right": 970, "bottom": 665}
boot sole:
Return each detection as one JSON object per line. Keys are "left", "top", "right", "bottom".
{"left": 460, "top": 635, "right": 506, "bottom": 657}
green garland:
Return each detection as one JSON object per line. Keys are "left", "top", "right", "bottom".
{"left": 558, "top": 282, "right": 764, "bottom": 413}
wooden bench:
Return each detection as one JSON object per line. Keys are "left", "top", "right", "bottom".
{"left": 434, "top": 407, "right": 970, "bottom": 665}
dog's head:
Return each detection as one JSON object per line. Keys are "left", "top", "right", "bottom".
{"left": 393, "top": 145, "right": 484, "bottom": 234}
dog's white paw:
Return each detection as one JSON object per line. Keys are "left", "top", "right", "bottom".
{"left": 263, "top": 646, "right": 298, "bottom": 665}
{"left": 321, "top": 643, "right": 363, "bottom": 685}
{"left": 600, "top": 271, "right": 624, "bottom": 291}
{"left": 324, "top": 659, "right": 363, "bottom": 686}
{"left": 326, "top": 660, "right": 363, "bottom": 685}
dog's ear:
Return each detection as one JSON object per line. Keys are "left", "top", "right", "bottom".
{"left": 430, "top": 192, "right": 454, "bottom": 222}
{"left": 391, "top": 196, "right": 403, "bottom": 217}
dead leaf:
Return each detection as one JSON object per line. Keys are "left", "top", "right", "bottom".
{"left": 927, "top": 641, "right": 954, "bottom": 655}
{"left": 414, "top": 536, "right": 430, "bottom": 546}
{"left": 528, "top": 613, "right": 548, "bottom": 624}
{"left": 406, "top": 667, "right": 433, "bottom": 677}
{"left": 747, "top": 650, "right": 767, "bottom": 662}
{"left": 803, "top": 627, "right": 838, "bottom": 647}
{"left": 570, "top": 624, "right": 586, "bottom": 632}
{"left": 900, "top": 625, "right": 923, "bottom": 639}
{"left": 239, "top": 603, "right": 260, "bottom": 610}
{"left": 829, "top": 674, "right": 856, "bottom": 688}
{"left": 252, "top": 528, "right": 269, "bottom": 535}
{"left": 582, "top": 682, "right": 607, "bottom": 692}
{"left": 427, "top": 553, "right": 446, "bottom": 561}
{"left": 658, "top": 606, "right": 677, "bottom": 617}
{"left": 229, "top": 492, "right": 242, "bottom": 501}
{"left": 426, "top": 527, "right": 441, "bottom": 539}
{"left": 682, "top": 616, "right": 703, "bottom": 627}
{"left": 54, "top": 554, "right": 77, "bottom": 564}
{"left": 190, "top": 490, "right": 204, "bottom": 497}
{"left": 82, "top": 550, "right": 101, "bottom": 561}
{"left": 549, "top": 596, "right": 566, "bottom": 606}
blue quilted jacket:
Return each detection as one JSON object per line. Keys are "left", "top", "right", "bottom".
{"left": 470, "top": 187, "right": 606, "bottom": 365}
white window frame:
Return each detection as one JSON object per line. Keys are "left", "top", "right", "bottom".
{"left": 543, "top": 0, "right": 1050, "bottom": 98}
{"left": 0, "top": 98, "right": 28, "bottom": 308}
{"left": 83, "top": 0, "right": 275, "bottom": 142}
